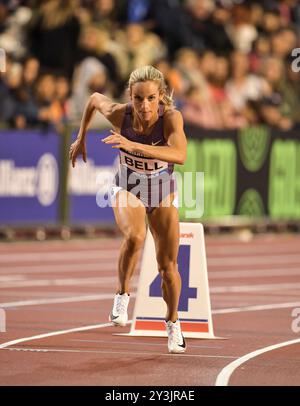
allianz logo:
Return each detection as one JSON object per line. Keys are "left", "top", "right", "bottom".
{"left": 0, "top": 154, "right": 58, "bottom": 206}
{"left": 68, "top": 158, "right": 116, "bottom": 195}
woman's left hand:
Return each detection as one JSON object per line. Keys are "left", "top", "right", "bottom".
{"left": 102, "top": 130, "right": 136, "bottom": 153}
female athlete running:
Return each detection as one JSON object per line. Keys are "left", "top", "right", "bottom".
{"left": 69, "top": 65, "right": 187, "bottom": 353}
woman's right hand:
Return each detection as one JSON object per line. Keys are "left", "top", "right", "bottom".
{"left": 69, "top": 138, "right": 87, "bottom": 168}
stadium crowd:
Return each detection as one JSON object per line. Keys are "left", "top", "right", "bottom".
{"left": 0, "top": 0, "right": 300, "bottom": 131}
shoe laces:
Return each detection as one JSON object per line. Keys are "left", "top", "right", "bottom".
{"left": 166, "top": 321, "right": 183, "bottom": 346}
{"left": 115, "top": 294, "right": 129, "bottom": 314}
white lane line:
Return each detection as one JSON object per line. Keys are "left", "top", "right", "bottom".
{"left": 0, "top": 293, "right": 134, "bottom": 308}
{"left": 0, "top": 276, "right": 26, "bottom": 282}
{"left": 0, "top": 262, "right": 117, "bottom": 274}
{"left": 209, "top": 267, "right": 300, "bottom": 279}
{"left": 69, "top": 339, "right": 222, "bottom": 349}
{"left": 0, "top": 276, "right": 134, "bottom": 289}
{"left": 0, "top": 322, "right": 118, "bottom": 349}
{"left": 0, "top": 291, "right": 103, "bottom": 298}
{"left": 0, "top": 239, "right": 120, "bottom": 248}
{"left": 0, "top": 347, "right": 237, "bottom": 359}
{"left": 215, "top": 338, "right": 300, "bottom": 386}
{"left": 208, "top": 254, "right": 300, "bottom": 266}
{"left": 0, "top": 250, "right": 118, "bottom": 263}
{"left": 206, "top": 245, "right": 300, "bottom": 256}
{"left": 212, "top": 301, "right": 300, "bottom": 314}
{"left": 211, "top": 282, "right": 300, "bottom": 293}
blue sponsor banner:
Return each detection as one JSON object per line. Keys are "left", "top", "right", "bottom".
{"left": 0, "top": 130, "right": 60, "bottom": 225}
{"left": 69, "top": 130, "right": 118, "bottom": 224}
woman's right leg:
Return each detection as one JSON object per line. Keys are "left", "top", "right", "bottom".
{"left": 112, "top": 190, "right": 147, "bottom": 295}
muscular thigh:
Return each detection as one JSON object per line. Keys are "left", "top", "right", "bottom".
{"left": 113, "top": 190, "right": 147, "bottom": 238}
{"left": 147, "top": 193, "right": 180, "bottom": 262}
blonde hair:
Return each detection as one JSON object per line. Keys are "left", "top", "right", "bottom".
{"left": 128, "top": 65, "right": 174, "bottom": 108}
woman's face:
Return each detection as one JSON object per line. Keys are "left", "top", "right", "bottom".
{"left": 130, "top": 81, "right": 161, "bottom": 123}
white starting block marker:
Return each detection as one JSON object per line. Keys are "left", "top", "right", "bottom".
{"left": 126, "top": 222, "right": 216, "bottom": 339}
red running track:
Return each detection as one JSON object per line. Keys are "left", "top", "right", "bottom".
{"left": 0, "top": 233, "right": 300, "bottom": 386}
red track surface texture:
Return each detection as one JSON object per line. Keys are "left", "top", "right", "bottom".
{"left": 0, "top": 234, "right": 300, "bottom": 386}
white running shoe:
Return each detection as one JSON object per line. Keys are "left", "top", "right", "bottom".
{"left": 109, "top": 293, "right": 130, "bottom": 326}
{"left": 165, "top": 319, "right": 186, "bottom": 353}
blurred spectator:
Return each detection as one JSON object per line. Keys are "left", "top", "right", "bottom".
{"left": 27, "top": 0, "right": 80, "bottom": 79}
{"left": 249, "top": 35, "right": 271, "bottom": 73}
{"left": 206, "top": 3, "right": 234, "bottom": 55}
{"left": 241, "top": 99, "right": 261, "bottom": 127}
{"left": 271, "top": 28, "right": 298, "bottom": 60}
{"left": 16, "top": 73, "right": 64, "bottom": 129}
{"left": 92, "top": 0, "right": 125, "bottom": 31}
{"left": 126, "top": 0, "right": 151, "bottom": 24}
{"left": 278, "top": 0, "right": 296, "bottom": 27}
{"left": 153, "top": 58, "right": 183, "bottom": 100}
{"left": 0, "top": 5, "right": 32, "bottom": 59}
{"left": 184, "top": 0, "right": 234, "bottom": 55}
{"left": 146, "top": 0, "right": 191, "bottom": 57}
{"left": 69, "top": 57, "right": 112, "bottom": 125}
{"left": 207, "top": 55, "right": 244, "bottom": 129}
{"left": 261, "top": 56, "right": 300, "bottom": 122}
{"left": 181, "top": 85, "right": 224, "bottom": 129}
{"left": 225, "top": 51, "right": 268, "bottom": 111}
{"left": 225, "top": 3, "right": 258, "bottom": 53}
{"left": 286, "top": 55, "right": 300, "bottom": 125}
{"left": 208, "top": 56, "right": 230, "bottom": 103}
{"left": 290, "top": 0, "right": 300, "bottom": 34}
{"left": 11, "top": 56, "right": 40, "bottom": 128}
{"left": 169, "top": 48, "right": 208, "bottom": 103}
{"left": 261, "top": 8, "right": 281, "bottom": 35}
{"left": 0, "top": 57, "right": 23, "bottom": 124}
{"left": 199, "top": 50, "right": 217, "bottom": 82}
{"left": 259, "top": 93, "right": 293, "bottom": 130}
{"left": 182, "top": 0, "right": 214, "bottom": 54}
{"left": 0, "top": 1, "right": 9, "bottom": 34}
{"left": 55, "top": 76, "right": 72, "bottom": 128}
{"left": 31, "top": 74, "right": 58, "bottom": 127}
{"left": 17, "top": 56, "right": 40, "bottom": 107}
{"left": 77, "top": 24, "right": 120, "bottom": 93}
{"left": 249, "top": 2, "right": 265, "bottom": 31}
{"left": 115, "top": 23, "right": 166, "bottom": 77}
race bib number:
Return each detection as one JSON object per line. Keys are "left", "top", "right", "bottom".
{"left": 119, "top": 150, "right": 168, "bottom": 175}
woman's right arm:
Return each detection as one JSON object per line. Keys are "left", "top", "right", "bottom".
{"left": 69, "top": 93, "right": 124, "bottom": 168}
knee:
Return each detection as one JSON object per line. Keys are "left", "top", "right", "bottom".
{"left": 124, "top": 230, "right": 146, "bottom": 250}
{"left": 158, "top": 258, "right": 177, "bottom": 280}
{"left": 159, "top": 265, "right": 177, "bottom": 285}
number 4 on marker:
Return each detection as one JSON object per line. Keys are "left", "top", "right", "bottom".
{"left": 149, "top": 245, "right": 197, "bottom": 311}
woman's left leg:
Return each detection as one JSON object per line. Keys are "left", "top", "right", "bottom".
{"left": 147, "top": 193, "right": 181, "bottom": 323}
{"left": 147, "top": 193, "right": 186, "bottom": 353}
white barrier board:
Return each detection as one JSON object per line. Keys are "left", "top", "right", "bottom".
{"left": 126, "top": 222, "right": 216, "bottom": 339}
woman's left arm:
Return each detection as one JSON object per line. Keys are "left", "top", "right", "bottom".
{"left": 102, "top": 110, "right": 187, "bottom": 165}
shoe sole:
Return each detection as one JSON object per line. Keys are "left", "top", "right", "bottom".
{"left": 111, "top": 321, "right": 127, "bottom": 327}
{"left": 109, "top": 315, "right": 127, "bottom": 327}
{"left": 169, "top": 347, "right": 186, "bottom": 354}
